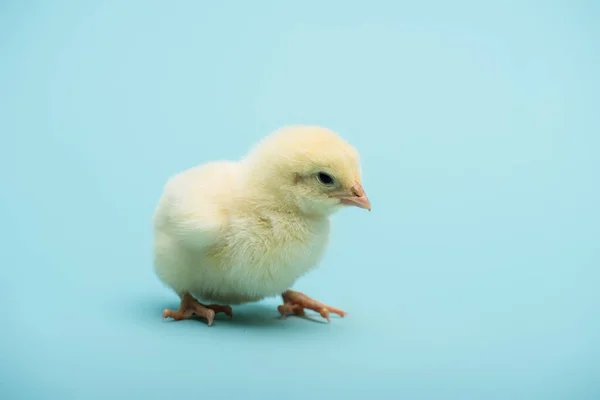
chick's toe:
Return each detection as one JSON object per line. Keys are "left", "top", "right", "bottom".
{"left": 163, "top": 292, "right": 232, "bottom": 326}
{"left": 278, "top": 290, "right": 346, "bottom": 323}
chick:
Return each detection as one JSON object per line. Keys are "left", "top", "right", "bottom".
{"left": 153, "top": 125, "right": 371, "bottom": 326}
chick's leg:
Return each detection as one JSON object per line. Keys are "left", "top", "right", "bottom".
{"left": 162, "top": 292, "right": 232, "bottom": 326}
{"left": 278, "top": 290, "right": 347, "bottom": 323}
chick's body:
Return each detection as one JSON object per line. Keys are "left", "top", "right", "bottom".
{"left": 153, "top": 161, "right": 330, "bottom": 305}
{"left": 153, "top": 126, "right": 370, "bottom": 325}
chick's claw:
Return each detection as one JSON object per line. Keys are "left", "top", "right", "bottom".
{"left": 162, "top": 293, "right": 232, "bottom": 326}
{"left": 206, "top": 304, "right": 233, "bottom": 318}
{"left": 278, "top": 290, "right": 347, "bottom": 323}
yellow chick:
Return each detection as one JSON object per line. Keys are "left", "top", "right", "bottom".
{"left": 152, "top": 125, "right": 371, "bottom": 326}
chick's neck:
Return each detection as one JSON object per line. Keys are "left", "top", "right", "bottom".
{"left": 238, "top": 162, "right": 318, "bottom": 219}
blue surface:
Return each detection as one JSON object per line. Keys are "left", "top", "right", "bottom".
{"left": 1, "top": 1, "right": 599, "bottom": 399}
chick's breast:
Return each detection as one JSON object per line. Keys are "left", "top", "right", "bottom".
{"left": 205, "top": 212, "right": 331, "bottom": 303}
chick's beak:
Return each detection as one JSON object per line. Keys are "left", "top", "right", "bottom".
{"left": 334, "top": 182, "right": 371, "bottom": 211}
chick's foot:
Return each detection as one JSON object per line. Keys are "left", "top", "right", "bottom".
{"left": 278, "top": 290, "right": 347, "bottom": 323}
{"left": 162, "top": 292, "right": 232, "bottom": 326}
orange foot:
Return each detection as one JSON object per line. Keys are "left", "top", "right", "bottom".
{"left": 162, "top": 292, "right": 232, "bottom": 327}
{"left": 277, "top": 290, "right": 347, "bottom": 323}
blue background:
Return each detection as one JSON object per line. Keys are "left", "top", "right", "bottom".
{"left": 1, "top": 1, "right": 599, "bottom": 399}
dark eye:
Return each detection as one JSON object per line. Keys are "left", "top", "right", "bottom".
{"left": 317, "top": 172, "right": 335, "bottom": 185}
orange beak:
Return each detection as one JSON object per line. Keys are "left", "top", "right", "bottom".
{"left": 333, "top": 181, "right": 371, "bottom": 211}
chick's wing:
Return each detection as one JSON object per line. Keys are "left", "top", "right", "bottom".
{"left": 152, "top": 161, "right": 239, "bottom": 251}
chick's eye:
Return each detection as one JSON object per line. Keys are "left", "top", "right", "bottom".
{"left": 317, "top": 172, "right": 335, "bottom": 185}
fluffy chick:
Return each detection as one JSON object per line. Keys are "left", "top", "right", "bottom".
{"left": 153, "top": 125, "right": 371, "bottom": 326}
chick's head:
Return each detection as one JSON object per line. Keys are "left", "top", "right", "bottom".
{"left": 244, "top": 125, "right": 371, "bottom": 217}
